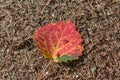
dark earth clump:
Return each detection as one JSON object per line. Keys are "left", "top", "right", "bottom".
{"left": 0, "top": 0, "right": 120, "bottom": 80}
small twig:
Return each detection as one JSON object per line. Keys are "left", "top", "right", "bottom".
{"left": 110, "top": 0, "right": 118, "bottom": 4}
{"left": 37, "top": 60, "right": 52, "bottom": 80}
{"left": 88, "top": 0, "right": 94, "bottom": 10}
{"left": 41, "top": 0, "right": 51, "bottom": 15}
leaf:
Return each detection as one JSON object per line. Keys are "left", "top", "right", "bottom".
{"left": 34, "top": 21, "right": 84, "bottom": 62}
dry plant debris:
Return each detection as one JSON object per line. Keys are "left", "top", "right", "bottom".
{"left": 0, "top": 0, "right": 120, "bottom": 80}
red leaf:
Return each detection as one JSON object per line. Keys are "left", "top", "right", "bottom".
{"left": 34, "top": 21, "right": 84, "bottom": 62}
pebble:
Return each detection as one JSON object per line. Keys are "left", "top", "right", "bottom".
{"left": 45, "top": 71, "right": 49, "bottom": 75}
{"left": 91, "top": 66, "right": 97, "bottom": 72}
{"left": 7, "top": 49, "right": 10, "bottom": 53}
{"left": 13, "top": 37, "right": 18, "bottom": 41}
{"left": 75, "top": 75, "right": 79, "bottom": 78}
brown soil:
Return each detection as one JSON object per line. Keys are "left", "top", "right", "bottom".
{"left": 0, "top": 0, "right": 120, "bottom": 80}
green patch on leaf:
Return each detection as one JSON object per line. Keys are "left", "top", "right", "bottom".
{"left": 53, "top": 55, "right": 77, "bottom": 62}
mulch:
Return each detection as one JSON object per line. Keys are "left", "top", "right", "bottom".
{"left": 0, "top": 0, "right": 120, "bottom": 80}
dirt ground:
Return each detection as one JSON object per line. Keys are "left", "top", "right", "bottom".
{"left": 0, "top": 0, "right": 120, "bottom": 80}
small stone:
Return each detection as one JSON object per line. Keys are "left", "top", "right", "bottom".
{"left": 52, "top": 14, "right": 54, "bottom": 17}
{"left": 1, "top": 49, "right": 4, "bottom": 52}
{"left": 13, "top": 37, "right": 18, "bottom": 41}
{"left": 91, "top": 66, "right": 97, "bottom": 72}
{"left": 7, "top": 49, "right": 10, "bottom": 53}
{"left": 45, "top": 71, "right": 48, "bottom": 75}
{"left": 75, "top": 75, "right": 79, "bottom": 78}
{"left": 14, "top": 51, "right": 19, "bottom": 54}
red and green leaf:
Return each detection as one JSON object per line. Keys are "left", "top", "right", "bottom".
{"left": 34, "top": 21, "right": 84, "bottom": 62}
